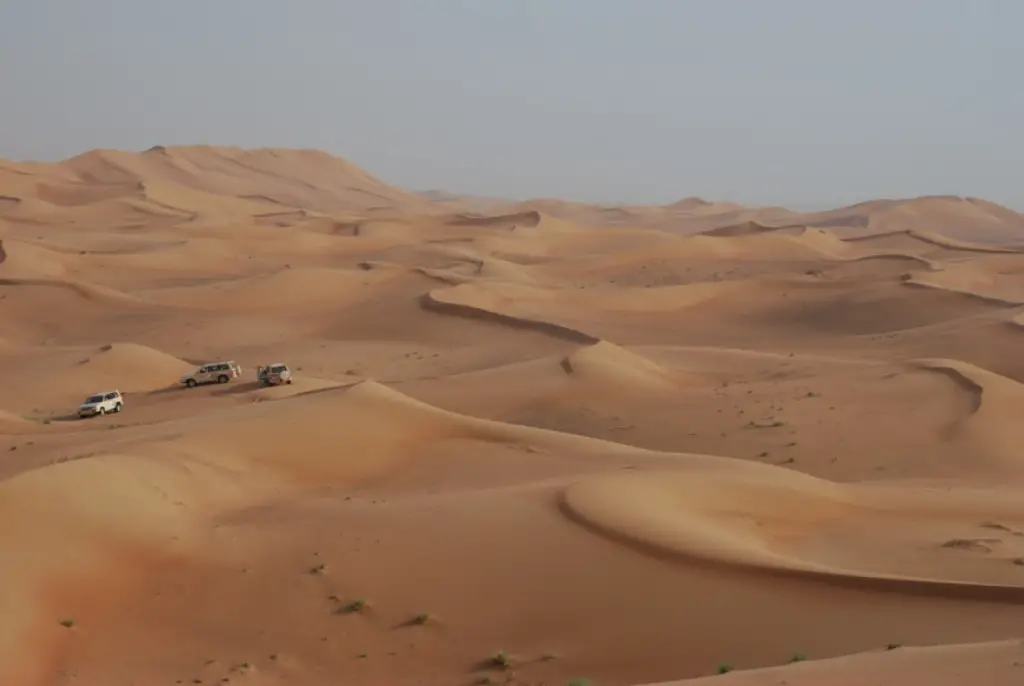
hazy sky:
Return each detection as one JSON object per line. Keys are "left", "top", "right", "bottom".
{"left": 2, "top": 1, "right": 1021, "bottom": 210}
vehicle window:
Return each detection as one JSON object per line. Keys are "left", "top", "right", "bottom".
{"left": 85, "top": 395, "right": 103, "bottom": 404}
{"left": 104, "top": 393, "right": 117, "bottom": 400}
{"left": 270, "top": 365, "right": 286, "bottom": 373}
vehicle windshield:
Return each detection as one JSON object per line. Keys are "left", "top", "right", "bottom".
{"left": 84, "top": 395, "right": 104, "bottom": 404}
{"left": 270, "top": 365, "right": 287, "bottom": 373}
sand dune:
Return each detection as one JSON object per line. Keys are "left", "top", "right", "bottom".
{"left": 845, "top": 230, "right": 1024, "bottom": 265}
{"left": 0, "top": 266, "right": 143, "bottom": 308}
{"left": 826, "top": 252, "right": 937, "bottom": 273}
{"left": 903, "top": 261, "right": 1024, "bottom": 305}
{"left": 495, "top": 194, "right": 1024, "bottom": 244}
{"left": 910, "top": 358, "right": 1024, "bottom": 471}
{"left": 787, "top": 196, "right": 1024, "bottom": 244}
{"left": 540, "top": 227, "right": 869, "bottom": 290}
{"left": 346, "top": 239, "right": 543, "bottom": 286}
{"left": 136, "top": 180, "right": 289, "bottom": 220}
{"left": 0, "top": 409, "right": 30, "bottom": 433}
{"left": 5, "top": 145, "right": 1024, "bottom": 686}
{"left": 143, "top": 265, "right": 387, "bottom": 313}
{"left": 675, "top": 231, "right": 851, "bottom": 261}
{"left": 422, "top": 282, "right": 603, "bottom": 342}
{"left": 509, "top": 196, "right": 796, "bottom": 234}
{"left": 60, "top": 146, "right": 436, "bottom": 214}
{"left": 0, "top": 379, "right": 1009, "bottom": 675}
{"left": 560, "top": 340, "right": 682, "bottom": 390}
{"left": 8, "top": 376, "right": 1024, "bottom": 684}
{"left": 0, "top": 238, "right": 73, "bottom": 279}
{"left": 395, "top": 349, "right": 1024, "bottom": 485}
{"left": 422, "top": 272, "right": 1006, "bottom": 346}
{"left": 562, "top": 465, "right": 1024, "bottom": 594}
{"left": 416, "top": 256, "right": 541, "bottom": 287}
{"left": 641, "top": 639, "right": 1024, "bottom": 685}
{"left": 443, "top": 209, "right": 543, "bottom": 230}
{"left": 75, "top": 342, "right": 195, "bottom": 389}
{"left": 0, "top": 342, "right": 195, "bottom": 417}
{"left": 698, "top": 220, "right": 792, "bottom": 238}
{"left": 0, "top": 379, "right": 643, "bottom": 682}
{"left": 846, "top": 228, "right": 1021, "bottom": 253}
{"left": 0, "top": 274, "right": 142, "bottom": 306}
{"left": 32, "top": 180, "right": 142, "bottom": 207}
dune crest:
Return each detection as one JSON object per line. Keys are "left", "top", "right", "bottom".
{"left": 560, "top": 466, "right": 854, "bottom": 570}
{"left": 698, "top": 220, "right": 786, "bottom": 238}
{"left": 444, "top": 209, "right": 543, "bottom": 230}
{"left": 847, "top": 228, "right": 1023, "bottom": 254}
{"left": 560, "top": 341, "right": 681, "bottom": 390}
{"left": 81, "top": 342, "right": 194, "bottom": 383}
{"left": 562, "top": 467, "right": 1024, "bottom": 601}
{"left": 7, "top": 343, "right": 197, "bottom": 406}
{"left": 0, "top": 238, "right": 71, "bottom": 280}
{"left": 902, "top": 261, "right": 1024, "bottom": 305}
{"left": 421, "top": 283, "right": 601, "bottom": 343}
{"left": 637, "top": 639, "right": 1024, "bottom": 685}
{"left": 910, "top": 359, "right": 1024, "bottom": 470}
{"left": 59, "top": 146, "right": 438, "bottom": 214}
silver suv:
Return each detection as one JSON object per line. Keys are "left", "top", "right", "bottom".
{"left": 78, "top": 390, "right": 124, "bottom": 418}
{"left": 180, "top": 361, "right": 242, "bottom": 388}
{"left": 257, "top": 362, "right": 293, "bottom": 387}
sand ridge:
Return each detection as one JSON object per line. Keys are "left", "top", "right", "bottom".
{"left": 908, "top": 358, "right": 1024, "bottom": 471}
{"left": 638, "top": 639, "right": 1024, "bottom": 685}
{"left": 560, "top": 466, "right": 1024, "bottom": 599}
{"left": 5, "top": 145, "right": 1024, "bottom": 685}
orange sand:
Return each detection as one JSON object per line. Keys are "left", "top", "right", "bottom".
{"left": 3, "top": 146, "right": 1024, "bottom": 686}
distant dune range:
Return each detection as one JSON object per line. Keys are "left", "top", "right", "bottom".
{"left": 4, "top": 146, "right": 1024, "bottom": 686}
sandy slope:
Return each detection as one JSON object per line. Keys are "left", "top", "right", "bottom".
{"left": 640, "top": 639, "right": 1024, "bottom": 686}
{"left": 3, "top": 146, "right": 1024, "bottom": 686}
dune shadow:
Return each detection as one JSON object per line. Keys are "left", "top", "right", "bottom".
{"left": 470, "top": 657, "right": 509, "bottom": 673}
{"left": 419, "top": 290, "right": 599, "bottom": 344}
{"left": 210, "top": 381, "right": 262, "bottom": 396}
{"left": 390, "top": 614, "right": 445, "bottom": 630}
{"left": 145, "top": 385, "right": 187, "bottom": 396}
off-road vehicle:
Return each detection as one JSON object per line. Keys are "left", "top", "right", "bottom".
{"left": 180, "top": 361, "right": 242, "bottom": 388}
{"left": 78, "top": 390, "right": 124, "bottom": 418}
{"left": 257, "top": 362, "right": 293, "bottom": 387}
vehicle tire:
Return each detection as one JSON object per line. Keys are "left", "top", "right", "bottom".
{"left": 114, "top": 403, "right": 123, "bottom": 413}
{"left": 218, "top": 375, "right": 229, "bottom": 384}
{"left": 98, "top": 407, "right": 106, "bottom": 415}
{"left": 186, "top": 379, "right": 197, "bottom": 388}
{"left": 286, "top": 378, "right": 293, "bottom": 385}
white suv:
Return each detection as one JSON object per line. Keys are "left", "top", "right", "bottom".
{"left": 257, "top": 362, "right": 293, "bottom": 386}
{"left": 180, "top": 360, "right": 243, "bottom": 388}
{"left": 78, "top": 390, "right": 124, "bottom": 418}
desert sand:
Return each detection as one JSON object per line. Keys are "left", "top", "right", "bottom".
{"left": 4, "top": 146, "right": 1024, "bottom": 685}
